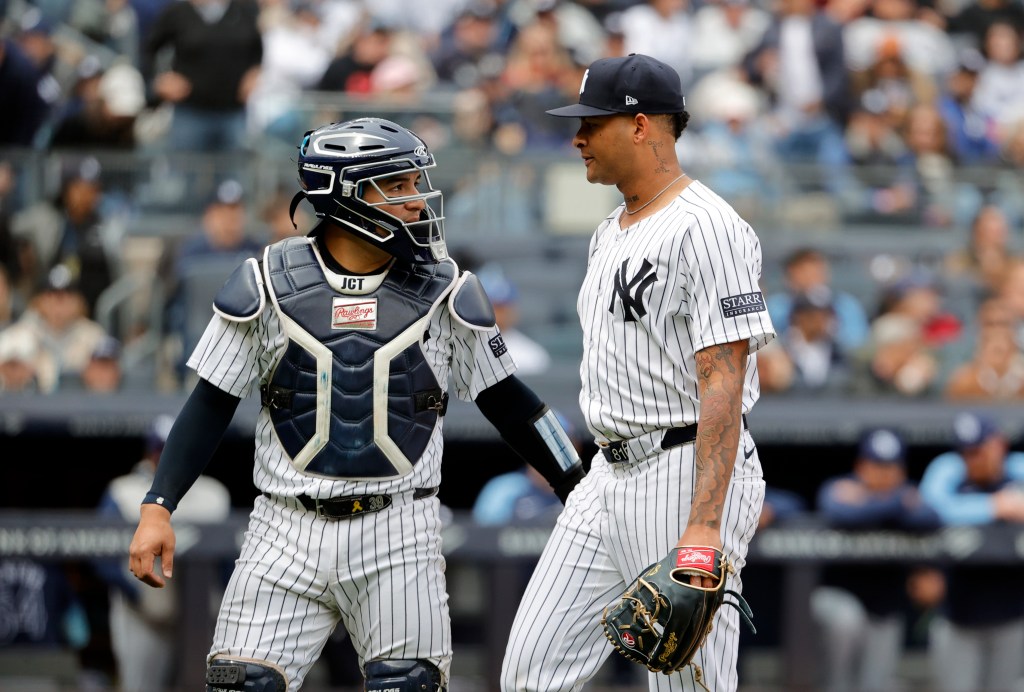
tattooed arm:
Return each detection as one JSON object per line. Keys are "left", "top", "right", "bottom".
{"left": 677, "top": 339, "right": 749, "bottom": 582}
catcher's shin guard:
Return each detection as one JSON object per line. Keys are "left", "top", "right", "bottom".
{"left": 365, "top": 659, "right": 444, "bottom": 692}
{"left": 206, "top": 656, "right": 287, "bottom": 692}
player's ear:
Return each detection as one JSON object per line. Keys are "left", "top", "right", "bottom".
{"left": 632, "top": 114, "right": 646, "bottom": 142}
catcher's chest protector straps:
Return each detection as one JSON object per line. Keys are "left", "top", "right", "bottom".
{"left": 263, "top": 238, "right": 456, "bottom": 478}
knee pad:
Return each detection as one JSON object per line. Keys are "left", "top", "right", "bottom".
{"left": 206, "top": 656, "right": 287, "bottom": 692}
{"left": 365, "top": 659, "right": 444, "bottom": 692}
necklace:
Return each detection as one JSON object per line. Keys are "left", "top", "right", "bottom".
{"left": 623, "top": 173, "right": 686, "bottom": 215}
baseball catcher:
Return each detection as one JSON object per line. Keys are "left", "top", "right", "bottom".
{"left": 602, "top": 546, "right": 756, "bottom": 687}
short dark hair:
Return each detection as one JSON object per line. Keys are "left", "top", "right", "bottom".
{"left": 654, "top": 112, "right": 689, "bottom": 140}
{"left": 784, "top": 247, "right": 826, "bottom": 269}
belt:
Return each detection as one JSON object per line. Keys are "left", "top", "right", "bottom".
{"left": 262, "top": 487, "right": 438, "bottom": 520}
{"left": 600, "top": 415, "right": 748, "bottom": 464}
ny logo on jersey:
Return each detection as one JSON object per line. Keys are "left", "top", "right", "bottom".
{"left": 610, "top": 258, "right": 657, "bottom": 322}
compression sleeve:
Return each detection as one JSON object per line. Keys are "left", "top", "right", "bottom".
{"left": 141, "top": 378, "right": 242, "bottom": 512}
{"left": 475, "top": 375, "right": 584, "bottom": 503}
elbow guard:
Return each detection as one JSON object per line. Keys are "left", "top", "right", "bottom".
{"left": 529, "top": 406, "right": 584, "bottom": 503}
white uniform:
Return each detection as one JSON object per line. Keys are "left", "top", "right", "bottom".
{"left": 104, "top": 462, "right": 231, "bottom": 691}
{"left": 190, "top": 249, "right": 516, "bottom": 690}
{"left": 502, "top": 180, "right": 775, "bottom": 692}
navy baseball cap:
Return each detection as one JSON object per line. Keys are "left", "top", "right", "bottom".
{"left": 953, "top": 412, "right": 1001, "bottom": 449}
{"left": 546, "top": 53, "right": 685, "bottom": 118}
{"left": 857, "top": 428, "right": 906, "bottom": 464}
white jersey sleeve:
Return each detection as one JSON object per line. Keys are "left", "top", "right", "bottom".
{"left": 427, "top": 303, "right": 517, "bottom": 402}
{"left": 677, "top": 183, "right": 775, "bottom": 354}
{"left": 187, "top": 308, "right": 286, "bottom": 398}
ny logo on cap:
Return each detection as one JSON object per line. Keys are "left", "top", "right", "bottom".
{"left": 579, "top": 69, "right": 590, "bottom": 95}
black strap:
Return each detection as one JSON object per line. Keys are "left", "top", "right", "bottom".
{"left": 414, "top": 389, "right": 448, "bottom": 416}
{"left": 260, "top": 384, "right": 294, "bottom": 410}
{"left": 602, "top": 415, "right": 749, "bottom": 464}
{"left": 262, "top": 488, "right": 437, "bottom": 520}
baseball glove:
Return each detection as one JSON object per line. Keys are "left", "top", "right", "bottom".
{"left": 601, "top": 546, "right": 755, "bottom": 680}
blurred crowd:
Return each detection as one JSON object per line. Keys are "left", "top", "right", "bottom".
{"left": 1, "top": 0, "right": 1024, "bottom": 397}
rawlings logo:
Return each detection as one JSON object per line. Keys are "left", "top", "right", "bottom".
{"left": 331, "top": 297, "right": 377, "bottom": 330}
{"left": 621, "top": 631, "right": 636, "bottom": 648}
{"left": 658, "top": 632, "right": 679, "bottom": 664}
{"left": 676, "top": 548, "right": 715, "bottom": 570}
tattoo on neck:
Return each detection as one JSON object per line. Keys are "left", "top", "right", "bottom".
{"left": 649, "top": 139, "right": 670, "bottom": 174}
{"left": 626, "top": 194, "right": 639, "bottom": 203}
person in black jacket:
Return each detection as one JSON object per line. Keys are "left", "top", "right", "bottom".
{"left": 140, "top": 0, "right": 263, "bottom": 152}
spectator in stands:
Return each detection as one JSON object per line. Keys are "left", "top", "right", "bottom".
{"left": 905, "top": 102, "right": 983, "bottom": 227}
{"left": 943, "top": 297, "right": 1024, "bottom": 400}
{"left": 140, "top": 0, "right": 263, "bottom": 152}
{"left": 994, "top": 258, "right": 1024, "bottom": 349}
{"left": 919, "top": 411, "right": 1024, "bottom": 692}
{"left": 689, "top": 0, "right": 771, "bottom": 79}
{"left": 0, "top": 263, "right": 110, "bottom": 393}
{"left": 619, "top": 0, "right": 694, "bottom": 91}
{"left": 811, "top": 426, "right": 942, "bottom": 692}
{"left": 476, "top": 262, "right": 552, "bottom": 377}
{"left": 95, "top": 414, "right": 231, "bottom": 692}
{"left": 997, "top": 115, "right": 1024, "bottom": 168}
{"left": 492, "top": 20, "right": 578, "bottom": 152}
{"left": 766, "top": 247, "right": 870, "bottom": 353}
{"left": 972, "top": 19, "right": 1024, "bottom": 133}
{"left": 849, "top": 34, "right": 938, "bottom": 136}
{"left": 430, "top": 1, "right": 510, "bottom": 90}
{"left": 743, "top": 0, "right": 854, "bottom": 197}
{"left": 317, "top": 17, "right": 394, "bottom": 94}
{"left": 859, "top": 270, "right": 961, "bottom": 396}
{"left": 937, "top": 48, "right": 1002, "bottom": 165}
{"left": 684, "top": 72, "right": 782, "bottom": 209}
{"left": 758, "top": 486, "right": 808, "bottom": 529}
{"left": 843, "top": 0, "right": 958, "bottom": 79}
{"left": 162, "top": 178, "right": 262, "bottom": 378}
{"left": 259, "top": 188, "right": 311, "bottom": 245}
{"left": 757, "top": 285, "right": 852, "bottom": 393}
{"left": 473, "top": 463, "right": 561, "bottom": 526}
{"left": 528, "top": 0, "right": 609, "bottom": 68}
{"left": 11, "top": 156, "right": 120, "bottom": 319}
{"left": 0, "top": 31, "right": 59, "bottom": 146}
{"left": 844, "top": 87, "right": 910, "bottom": 170}
{"left": 50, "top": 56, "right": 147, "bottom": 150}
{"left": 943, "top": 204, "right": 1015, "bottom": 305}
{"left": 0, "top": 267, "right": 13, "bottom": 331}
{"left": 946, "top": 0, "right": 1024, "bottom": 50}
{"left": 57, "top": 334, "right": 124, "bottom": 394}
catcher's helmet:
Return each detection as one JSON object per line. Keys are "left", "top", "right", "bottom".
{"left": 293, "top": 118, "right": 447, "bottom": 264}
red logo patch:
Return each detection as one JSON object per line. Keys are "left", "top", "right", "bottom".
{"left": 676, "top": 548, "right": 715, "bottom": 571}
{"left": 621, "top": 631, "right": 636, "bottom": 648}
{"left": 331, "top": 298, "right": 377, "bottom": 330}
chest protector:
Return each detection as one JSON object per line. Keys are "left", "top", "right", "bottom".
{"left": 262, "top": 238, "right": 456, "bottom": 479}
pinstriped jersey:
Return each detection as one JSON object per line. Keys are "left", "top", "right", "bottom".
{"left": 578, "top": 179, "right": 775, "bottom": 444}
{"left": 187, "top": 260, "right": 517, "bottom": 500}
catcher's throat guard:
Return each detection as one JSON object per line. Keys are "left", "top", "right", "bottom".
{"left": 601, "top": 546, "right": 755, "bottom": 684}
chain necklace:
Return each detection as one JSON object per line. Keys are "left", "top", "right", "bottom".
{"left": 623, "top": 173, "right": 686, "bottom": 215}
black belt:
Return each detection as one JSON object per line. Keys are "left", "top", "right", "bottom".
{"left": 602, "top": 415, "right": 748, "bottom": 464}
{"left": 262, "top": 487, "right": 438, "bottom": 520}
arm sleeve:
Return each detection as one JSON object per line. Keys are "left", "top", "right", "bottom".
{"left": 475, "top": 375, "right": 584, "bottom": 502}
{"left": 919, "top": 453, "right": 995, "bottom": 525}
{"left": 141, "top": 378, "right": 241, "bottom": 513}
